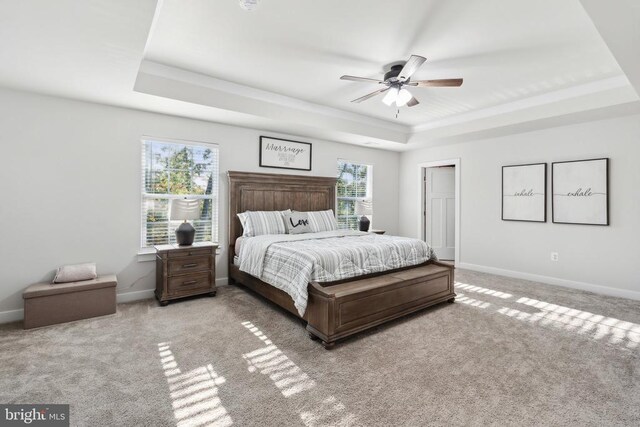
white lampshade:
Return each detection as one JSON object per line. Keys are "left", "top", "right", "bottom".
{"left": 382, "top": 88, "right": 399, "bottom": 106}
{"left": 382, "top": 87, "right": 413, "bottom": 107}
{"left": 355, "top": 200, "right": 373, "bottom": 216}
{"left": 396, "top": 88, "right": 412, "bottom": 107}
{"left": 170, "top": 199, "right": 200, "bottom": 221}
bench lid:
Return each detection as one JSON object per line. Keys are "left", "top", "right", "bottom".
{"left": 23, "top": 274, "right": 117, "bottom": 299}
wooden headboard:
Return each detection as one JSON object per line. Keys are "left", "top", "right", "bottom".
{"left": 227, "top": 171, "right": 337, "bottom": 259}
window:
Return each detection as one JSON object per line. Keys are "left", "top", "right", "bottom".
{"left": 141, "top": 138, "right": 219, "bottom": 248}
{"left": 336, "top": 159, "right": 372, "bottom": 230}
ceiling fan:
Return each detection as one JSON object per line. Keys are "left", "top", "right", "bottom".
{"left": 340, "top": 55, "right": 463, "bottom": 108}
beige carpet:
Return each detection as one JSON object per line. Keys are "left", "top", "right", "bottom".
{"left": 1, "top": 269, "right": 639, "bottom": 426}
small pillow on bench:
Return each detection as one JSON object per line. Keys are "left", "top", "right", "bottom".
{"left": 53, "top": 263, "right": 97, "bottom": 284}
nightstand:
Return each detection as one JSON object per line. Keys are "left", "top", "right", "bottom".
{"left": 370, "top": 230, "right": 386, "bottom": 235}
{"left": 155, "top": 242, "right": 217, "bottom": 306}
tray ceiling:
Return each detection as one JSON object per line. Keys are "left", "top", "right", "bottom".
{"left": 144, "top": 0, "right": 627, "bottom": 127}
{"left": 0, "top": 0, "right": 637, "bottom": 150}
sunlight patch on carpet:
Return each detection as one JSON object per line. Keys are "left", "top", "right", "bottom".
{"left": 452, "top": 282, "right": 639, "bottom": 350}
{"left": 158, "top": 342, "right": 233, "bottom": 427}
{"left": 455, "top": 282, "right": 512, "bottom": 299}
{"left": 241, "top": 321, "right": 357, "bottom": 426}
{"left": 241, "top": 322, "right": 316, "bottom": 397}
{"left": 456, "top": 294, "right": 491, "bottom": 309}
{"left": 514, "top": 297, "right": 640, "bottom": 349}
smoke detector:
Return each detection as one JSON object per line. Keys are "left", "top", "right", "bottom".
{"left": 239, "top": 0, "right": 260, "bottom": 11}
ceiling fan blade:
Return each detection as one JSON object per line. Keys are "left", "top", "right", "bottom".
{"left": 340, "top": 75, "right": 385, "bottom": 84}
{"left": 409, "top": 78, "right": 463, "bottom": 87}
{"left": 398, "top": 55, "right": 426, "bottom": 81}
{"left": 351, "top": 87, "right": 390, "bottom": 103}
{"left": 406, "top": 97, "right": 420, "bottom": 107}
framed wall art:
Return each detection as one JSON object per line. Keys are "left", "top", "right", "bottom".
{"left": 552, "top": 158, "right": 609, "bottom": 225}
{"left": 502, "top": 163, "right": 547, "bottom": 222}
{"left": 259, "top": 136, "right": 312, "bottom": 171}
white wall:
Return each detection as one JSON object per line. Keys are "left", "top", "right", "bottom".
{"left": 399, "top": 114, "right": 640, "bottom": 299}
{"left": 0, "top": 88, "right": 400, "bottom": 319}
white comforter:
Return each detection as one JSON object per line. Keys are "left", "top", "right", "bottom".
{"left": 238, "top": 230, "right": 435, "bottom": 316}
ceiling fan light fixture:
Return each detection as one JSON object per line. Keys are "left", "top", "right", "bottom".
{"left": 396, "top": 88, "right": 413, "bottom": 107}
{"left": 239, "top": 0, "right": 260, "bottom": 11}
{"left": 382, "top": 88, "right": 398, "bottom": 106}
{"left": 342, "top": 54, "right": 462, "bottom": 112}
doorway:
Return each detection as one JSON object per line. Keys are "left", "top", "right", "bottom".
{"left": 418, "top": 159, "right": 460, "bottom": 266}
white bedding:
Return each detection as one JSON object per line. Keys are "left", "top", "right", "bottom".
{"left": 238, "top": 230, "right": 436, "bottom": 316}
{"left": 234, "top": 236, "right": 245, "bottom": 256}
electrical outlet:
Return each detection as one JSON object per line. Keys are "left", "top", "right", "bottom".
{"left": 550, "top": 252, "right": 559, "bottom": 262}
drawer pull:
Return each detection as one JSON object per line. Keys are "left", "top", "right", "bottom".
{"left": 181, "top": 280, "right": 198, "bottom": 286}
{"left": 182, "top": 263, "right": 198, "bottom": 268}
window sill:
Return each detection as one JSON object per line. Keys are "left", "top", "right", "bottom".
{"left": 137, "top": 249, "right": 156, "bottom": 263}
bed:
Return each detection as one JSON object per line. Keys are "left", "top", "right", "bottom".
{"left": 228, "top": 171, "right": 455, "bottom": 348}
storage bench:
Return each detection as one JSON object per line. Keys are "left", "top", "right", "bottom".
{"left": 23, "top": 275, "right": 117, "bottom": 329}
{"left": 305, "top": 262, "right": 455, "bottom": 347}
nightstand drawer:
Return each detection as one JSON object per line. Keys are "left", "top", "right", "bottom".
{"left": 168, "top": 255, "right": 211, "bottom": 275}
{"left": 167, "top": 247, "right": 211, "bottom": 258}
{"left": 168, "top": 272, "right": 211, "bottom": 295}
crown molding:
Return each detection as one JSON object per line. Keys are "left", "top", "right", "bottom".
{"left": 135, "top": 60, "right": 410, "bottom": 146}
{"left": 412, "top": 75, "right": 633, "bottom": 134}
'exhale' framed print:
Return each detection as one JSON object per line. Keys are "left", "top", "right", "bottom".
{"left": 552, "top": 158, "right": 609, "bottom": 225}
{"left": 259, "top": 136, "right": 312, "bottom": 171}
{"left": 502, "top": 163, "right": 547, "bottom": 222}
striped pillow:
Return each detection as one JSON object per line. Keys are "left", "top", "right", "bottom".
{"left": 237, "top": 212, "right": 249, "bottom": 233}
{"left": 238, "top": 210, "right": 290, "bottom": 237}
{"left": 307, "top": 209, "right": 338, "bottom": 232}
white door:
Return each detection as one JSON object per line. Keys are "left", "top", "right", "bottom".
{"left": 425, "top": 167, "right": 455, "bottom": 260}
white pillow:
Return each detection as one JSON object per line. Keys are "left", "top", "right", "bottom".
{"left": 307, "top": 209, "right": 338, "bottom": 232}
{"left": 237, "top": 212, "right": 249, "bottom": 234}
{"left": 284, "top": 211, "right": 313, "bottom": 234}
{"left": 237, "top": 210, "right": 290, "bottom": 237}
{"left": 53, "top": 263, "right": 97, "bottom": 284}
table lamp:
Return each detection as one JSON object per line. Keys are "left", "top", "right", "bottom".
{"left": 170, "top": 199, "right": 200, "bottom": 246}
{"left": 355, "top": 200, "right": 373, "bottom": 232}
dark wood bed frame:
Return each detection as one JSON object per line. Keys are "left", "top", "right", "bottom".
{"left": 228, "top": 171, "right": 455, "bottom": 349}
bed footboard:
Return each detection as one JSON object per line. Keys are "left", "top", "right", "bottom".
{"left": 305, "top": 261, "right": 455, "bottom": 348}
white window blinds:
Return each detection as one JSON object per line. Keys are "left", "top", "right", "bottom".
{"left": 336, "top": 159, "right": 373, "bottom": 230}
{"left": 141, "top": 138, "right": 219, "bottom": 248}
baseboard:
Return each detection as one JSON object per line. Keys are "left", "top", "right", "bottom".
{"left": 116, "top": 277, "right": 229, "bottom": 303}
{"left": 458, "top": 263, "right": 640, "bottom": 301}
{"left": 0, "top": 309, "right": 24, "bottom": 324}
{"left": 116, "top": 289, "right": 155, "bottom": 303}
{"left": 0, "top": 277, "right": 231, "bottom": 324}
